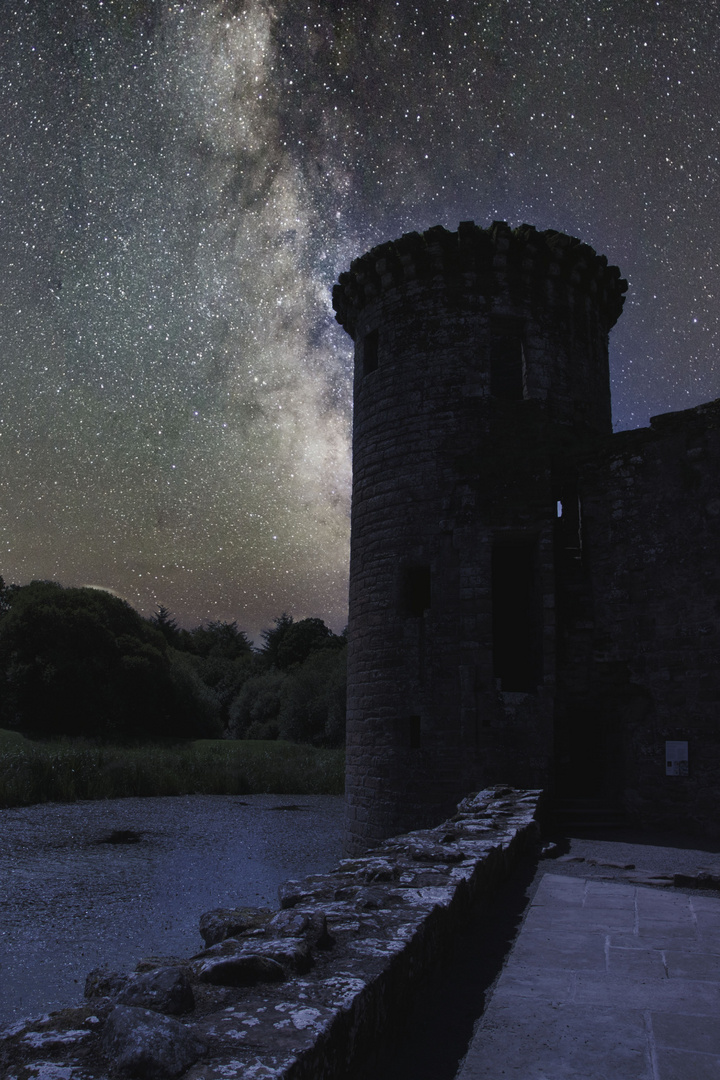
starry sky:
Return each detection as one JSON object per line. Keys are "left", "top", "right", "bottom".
{"left": 1, "top": 0, "right": 718, "bottom": 643}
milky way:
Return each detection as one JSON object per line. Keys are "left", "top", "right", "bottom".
{"left": 1, "top": 1, "right": 718, "bottom": 641}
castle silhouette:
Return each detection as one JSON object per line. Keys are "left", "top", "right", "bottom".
{"left": 333, "top": 221, "right": 720, "bottom": 854}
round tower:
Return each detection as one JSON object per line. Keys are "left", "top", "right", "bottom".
{"left": 333, "top": 220, "right": 627, "bottom": 854}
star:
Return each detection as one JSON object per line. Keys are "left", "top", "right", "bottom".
{"left": 1, "top": 0, "right": 717, "bottom": 641}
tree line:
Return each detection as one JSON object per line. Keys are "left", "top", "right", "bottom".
{"left": 0, "top": 577, "right": 346, "bottom": 746}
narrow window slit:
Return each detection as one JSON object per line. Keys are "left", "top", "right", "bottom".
{"left": 490, "top": 330, "right": 524, "bottom": 400}
{"left": 363, "top": 329, "right": 379, "bottom": 375}
{"left": 400, "top": 565, "right": 431, "bottom": 617}
{"left": 409, "top": 715, "right": 421, "bottom": 749}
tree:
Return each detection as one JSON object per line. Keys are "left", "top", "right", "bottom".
{"left": 227, "top": 669, "right": 286, "bottom": 740}
{"left": 150, "top": 605, "right": 180, "bottom": 647}
{"left": 260, "top": 613, "right": 294, "bottom": 668}
{"left": 0, "top": 575, "right": 19, "bottom": 616}
{"left": 170, "top": 649, "right": 254, "bottom": 728}
{"left": 186, "top": 620, "right": 253, "bottom": 660}
{"left": 260, "top": 614, "right": 342, "bottom": 670}
{"left": 0, "top": 582, "right": 220, "bottom": 739}
{"left": 277, "top": 646, "right": 347, "bottom": 745}
{"left": 227, "top": 635, "right": 347, "bottom": 746}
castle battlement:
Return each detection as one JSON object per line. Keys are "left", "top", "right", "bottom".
{"left": 333, "top": 221, "right": 627, "bottom": 339}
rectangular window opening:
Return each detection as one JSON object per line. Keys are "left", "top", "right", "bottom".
{"left": 492, "top": 538, "right": 542, "bottom": 692}
{"left": 490, "top": 330, "right": 524, "bottom": 400}
{"left": 409, "top": 715, "right": 421, "bottom": 749}
{"left": 400, "top": 564, "right": 431, "bottom": 617}
{"left": 666, "top": 740, "right": 689, "bottom": 776}
{"left": 362, "top": 329, "right": 379, "bottom": 375}
{"left": 555, "top": 479, "right": 583, "bottom": 558}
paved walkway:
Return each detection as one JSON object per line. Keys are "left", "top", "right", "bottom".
{"left": 456, "top": 872, "right": 720, "bottom": 1079}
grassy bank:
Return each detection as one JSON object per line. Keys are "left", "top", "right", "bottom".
{"left": 0, "top": 729, "right": 345, "bottom": 807}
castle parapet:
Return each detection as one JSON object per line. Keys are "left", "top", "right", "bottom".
{"left": 333, "top": 221, "right": 627, "bottom": 340}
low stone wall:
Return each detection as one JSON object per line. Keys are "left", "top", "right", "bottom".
{"left": 1, "top": 786, "right": 541, "bottom": 1080}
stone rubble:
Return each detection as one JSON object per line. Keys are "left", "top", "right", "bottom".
{"left": 551, "top": 852, "right": 720, "bottom": 891}
{"left": 1, "top": 786, "right": 540, "bottom": 1080}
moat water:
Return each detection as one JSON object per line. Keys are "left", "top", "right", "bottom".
{"left": 0, "top": 793, "right": 344, "bottom": 1028}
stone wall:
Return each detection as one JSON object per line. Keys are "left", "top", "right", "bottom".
{"left": 0, "top": 786, "right": 540, "bottom": 1080}
{"left": 573, "top": 399, "right": 720, "bottom": 834}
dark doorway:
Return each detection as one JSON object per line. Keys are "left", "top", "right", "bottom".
{"left": 554, "top": 708, "right": 605, "bottom": 797}
{"left": 554, "top": 701, "right": 627, "bottom": 800}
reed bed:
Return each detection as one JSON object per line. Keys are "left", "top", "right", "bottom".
{"left": 0, "top": 729, "right": 345, "bottom": 807}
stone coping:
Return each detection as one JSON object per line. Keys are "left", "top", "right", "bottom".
{"left": 1, "top": 786, "right": 541, "bottom": 1080}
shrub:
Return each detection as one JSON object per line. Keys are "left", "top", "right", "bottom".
{"left": 277, "top": 648, "right": 347, "bottom": 745}
{"left": 227, "top": 669, "right": 286, "bottom": 740}
{"left": 228, "top": 647, "right": 346, "bottom": 746}
{"left": 0, "top": 581, "right": 220, "bottom": 740}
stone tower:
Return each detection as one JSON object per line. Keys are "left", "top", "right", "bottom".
{"left": 333, "top": 221, "right": 627, "bottom": 854}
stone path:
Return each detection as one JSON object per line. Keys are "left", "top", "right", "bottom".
{"left": 456, "top": 872, "right": 720, "bottom": 1079}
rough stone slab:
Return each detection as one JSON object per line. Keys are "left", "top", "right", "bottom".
{"left": 507, "top": 929, "right": 607, "bottom": 971}
{"left": 522, "top": 902, "right": 636, "bottom": 933}
{"left": 199, "top": 909, "right": 275, "bottom": 949}
{"left": 573, "top": 974, "right": 720, "bottom": 1013}
{"left": 5, "top": 1066, "right": 96, "bottom": 1080}
{"left": 664, "top": 949, "right": 720, "bottom": 980}
{"left": 652, "top": 1011, "right": 720, "bottom": 1055}
{"left": 194, "top": 955, "right": 287, "bottom": 988}
{"left": 101, "top": 1005, "right": 207, "bottom": 1078}
{"left": 115, "top": 968, "right": 195, "bottom": 1016}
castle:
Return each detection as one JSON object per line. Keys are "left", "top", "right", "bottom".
{"left": 333, "top": 221, "right": 720, "bottom": 855}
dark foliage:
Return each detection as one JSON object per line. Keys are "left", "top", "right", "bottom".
{"left": 169, "top": 650, "right": 254, "bottom": 728}
{"left": 228, "top": 643, "right": 346, "bottom": 746}
{"left": 184, "top": 619, "right": 253, "bottom": 660}
{"left": 260, "top": 614, "right": 343, "bottom": 670}
{"left": 0, "top": 576, "right": 20, "bottom": 616}
{"left": 0, "top": 581, "right": 220, "bottom": 740}
{"left": 260, "top": 613, "right": 295, "bottom": 668}
{"left": 0, "top": 579, "right": 345, "bottom": 747}
{"left": 150, "top": 604, "right": 181, "bottom": 647}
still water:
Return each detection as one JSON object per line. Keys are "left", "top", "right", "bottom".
{"left": 0, "top": 793, "right": 344, "bottom": 1028}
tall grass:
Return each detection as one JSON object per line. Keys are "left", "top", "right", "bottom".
{"left": 0, "top": 729, "right": 345, "bottom": 807}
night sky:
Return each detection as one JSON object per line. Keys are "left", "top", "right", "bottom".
{"left": 1, "top": 1, "right": 718, "bottom": 643}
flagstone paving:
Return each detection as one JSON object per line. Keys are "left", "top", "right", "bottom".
{"left": 456, "top": 873, "right": 720, "bottom": 1079}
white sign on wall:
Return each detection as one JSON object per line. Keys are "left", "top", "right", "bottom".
{"left": 666, "top": 741, "right": 689, "bottom": 776}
